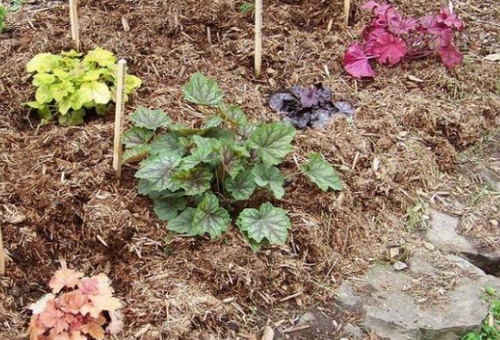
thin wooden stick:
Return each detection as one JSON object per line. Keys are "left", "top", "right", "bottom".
{"left": 254, "top": 0, "right": 263, "bottom": 77}
{"left": 0, "top": 225, "right": 5, "bottom": 275}
{"left": 344, "top": 0, "right": 351, "bottom": 26}
{"left": 69, "top": 0, "right": 80, "bottom": 51}
{"left": 113, "top": 59, "right": 127, "bottom": 178}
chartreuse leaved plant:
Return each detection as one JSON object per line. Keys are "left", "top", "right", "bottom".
{"left": 124, "top": 73, "right": 343, "bottom": 250}
{"left": 25, "top": 48, "right": 142, "bottom": 125}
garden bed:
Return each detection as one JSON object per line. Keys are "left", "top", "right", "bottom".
{"left": 0, "top": 0, "right": 499, "bottom": 339}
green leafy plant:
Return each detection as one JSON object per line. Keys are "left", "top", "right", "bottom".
{"left": 240, "top": 2, "right": 255, "bottom": 14}
{"left": 25, "top": 48, "right": 142, "bottom": 125}
{"left": 0, "top": 5, "right": 6, "bottom": 32}
{"left": 462, "top": 288, "right": 500, "bottom": 340}
{"left": 123, "top": 73, "right": 343, "bottom": 250}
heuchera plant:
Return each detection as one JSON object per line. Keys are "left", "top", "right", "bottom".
{"left": 25, "top": 48, "right": 142, "bottom": 125}
{"left": 28, "top": 261, "right": 123, "bottom": 340}
{"left": 123, "top": 73, "right": 343, "bottom": 250}
{"left": 344, "top": 1, "right": 464, "bottom": 78}
{"left": 269, "top": 84, "right": 354, "bottom": 129}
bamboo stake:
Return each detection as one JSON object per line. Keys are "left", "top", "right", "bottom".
{"left": 113, "top": 59, "right": 127, "bottom": 178}
{"left": 0, "top": 225, "right": 5, "bottom": 275}
{"left": 254, "top": 0, "right": 263, "bottom": 77}
{"left": 344, "top": 0, "right": 351, "bottom": 26}
{"left": 69, "top": 0, "right": 80, "bottom": 51}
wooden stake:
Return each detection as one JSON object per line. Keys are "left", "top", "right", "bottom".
{"left": 254, "top": 0, "right": 263, "bottom": 77}
{"left": 113, "top": 59, "right": 127, "bottom": 178}
{"left": 0, "top": 225, "right": 5, "bottom": 275}
{"left": 344, "top": 0, "right": 351, "bottom": 26}
{"left": 69, "top": 0, "right": 80, "bottom": 51}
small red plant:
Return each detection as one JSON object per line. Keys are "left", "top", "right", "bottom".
{"left": 344, "top": 1, "right": 465, "bottom": 78}
{"left": 28, "top": 261, "right": 123, "bottom": 340}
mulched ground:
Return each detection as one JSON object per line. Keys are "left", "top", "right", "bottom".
{"left": 0, "top": 0, "right": 499, "bottom": 339}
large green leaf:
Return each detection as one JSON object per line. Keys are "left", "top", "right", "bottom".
{"left": 135, "top": 153, "right": 182, "bottom": 191}
{"left": 138, "top": 179, "right": 185, "bottom": 198}
{"left": 122, "top": 127, "right": 155, "bottom": 148}
{"left": 149, "top": 133, "right": 186, "bottom": 157}
{"left": 138, "top": 179, "right": 158, "bottom": 197}
{"left": 219, "top": 104, "right": 247, "bottom": 125}
{"left": 224, "top": 170, "right": 256, "bottom": 200}
{"left": 130, "top": 106, "right": 171, "bottom": 130}
{"left": 154, "top": 197, "right": 187, "bottom": 221}
{"left": 202, "top": 116, "right": 224, "bottom": 129}
{"left": 122, "top": 144, "right": 150, "bottom": 163}
{"left": 179, "top": 136, "right": 220, "bottom": 168}
{"left": 170, "top": 167, "right": 213, "bottom": 195}
{"left": 192, "top": 194, "right": 230, "bottom": 238}
{"left": 236, "top": 202, "right": 292, "bottom": 245}
{"left": 300, "top": 153, "right": 343, "bottom": 191}
{"left": 247, "top": 123, "right": 296, "bottom": 166}
{"left": 183, "top": 73, "right": 223, "bottom": 106}
{"left": 252, "top": 164, "right": 285, "bottom": 199}
{"left": 217, "top": 140, "right": 249, "bottom": 179}
{"left": 167, "top": 207, "right": 196, "bottom": 235}
{"left": 169, "top": 124, "right": 204, "bottom": 137}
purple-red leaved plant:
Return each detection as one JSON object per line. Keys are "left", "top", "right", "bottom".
{"left": 344, "top": 1, "right": 464, "bottom": 78}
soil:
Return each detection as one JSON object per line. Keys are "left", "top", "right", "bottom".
{"left": 0, "top": 0, "right": 499, "bottom": 339}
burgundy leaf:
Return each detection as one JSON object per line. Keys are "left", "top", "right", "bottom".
{"left": 364, "top": 28, "right": 387, "bottom": 54}
{"left": 438, "top": 28, "right": 455, "bottom": 47}
{"left": 437, "top": 8, "right": 464, "bottom": 31}
{"left": 419, "top": 15, "right": 442, "bottom": 34}
{"left": 343, "top": 44, "right": 375, "bottom": 78}
{"left": 386, "top": 9, "right": 418, "bottom": 35}
{"left": 438, "top": 43, "right": 462, "bottom": 68}
{"left": 373, "top": 32, "right": 408, "bottom": 65}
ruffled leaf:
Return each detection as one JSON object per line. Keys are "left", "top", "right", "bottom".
{"left": 247, "top": 123, "right": 296, "bottom": 166}
{"left": 129, "top": 106, "right": 171, "bottom": 130}
{"left": 300, "top": 153, "right": 343, "bottom": 191}
{"left": 183, "top": 72, "right": 223, "bottom": 106}
{"left": 236, "top": 202, "right": 292, "bottom": 245}
{"left": 343, "top": 44, "right": 375, "bottom": 78}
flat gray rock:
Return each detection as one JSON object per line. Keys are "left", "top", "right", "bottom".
{"left": 335, "top": 250, "right": 500, "bottom": 340}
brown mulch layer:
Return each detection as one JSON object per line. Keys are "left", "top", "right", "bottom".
{"left": 0, "top": 0, "right": 499, "bottom": 339}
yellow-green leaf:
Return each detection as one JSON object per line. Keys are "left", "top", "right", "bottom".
{"left": 83, "top": 47, "right": 117, "bottom": 67}
{"left": 50, "top": 82, "right": 74, "bottom": 102}
{"left": 83, "top": 69, "right": 102, "bottom": 81}
{"left": 80, "top": 81, "right": 111, "bottom": 104}
{"left": 35, "top": 84, "right": 53, "bottom": 104}
{"left": 27, "top": 53, "right": 61, "bottom": 73}
{"left": 125, "top": 75, "right": 142, "bottom": 93}
{"left": 33, "top": 73, "right": 56, "bottom": 86}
